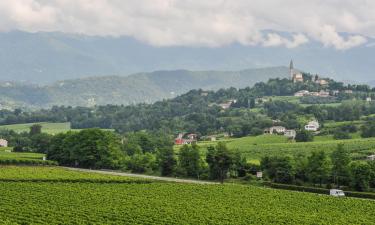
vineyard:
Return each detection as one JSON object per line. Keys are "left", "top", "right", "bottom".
{"left": 0, "top": 166, "right": 374, "bottom": 224}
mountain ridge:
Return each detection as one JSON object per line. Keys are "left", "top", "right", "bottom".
{"left": 0, "top": 66, "right": 289, "bottom": 109}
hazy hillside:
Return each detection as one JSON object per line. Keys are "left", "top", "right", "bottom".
{"left": 0, "top": 67, "right": 289, "bottom": 109}
{"left": 0, "top": 31, "right": 374, "bottom": 84}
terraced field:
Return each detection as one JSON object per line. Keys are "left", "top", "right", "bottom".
{"left": 0, "top": 166, "right": 374, "bottom": 224}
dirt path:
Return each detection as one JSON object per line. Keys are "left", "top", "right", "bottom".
{"left": 62, "top": 167, "right": 218, "bottom": 185}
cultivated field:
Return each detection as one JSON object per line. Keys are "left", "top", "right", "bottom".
{"left": 0, "top": 166, "right": 374, "bottom": 224}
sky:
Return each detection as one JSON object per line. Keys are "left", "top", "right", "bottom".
{"left": 0, "top": 0, "right": 374, "bottom": 50}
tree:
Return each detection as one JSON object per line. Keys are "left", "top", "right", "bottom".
{"left": 157, "top": 148, "right": 176, "bottom": 176}
{"left": 306, "top": 151, "right": 331, "bottom": 187}
{"left": 47, "top": 129, "right": 125, "bottom": 169}
{"left": 29, "top": 124, "right": 42, "bottom": 136}
{"left": 30, "top": 133, "right": 52, "bottom": 153}
{"left": 261, "top": 156, "right": 295, "bottom": 184}
{"left": 178, "top": 144, "right": 202, "bottom": 178}
{"left": 206, "top": 142, "right": 234, "bottom": 183}
{"left": 361, "top": 121, "right": 375, "bottom": 138}
{"left": 295, "top": 129, "right": 314, "bottom": 142}
{"left": 349, "top": 161, "right": 372, "bottom": 191}
{"left": 331, "top": 144, "right": 351, "bottom": 186}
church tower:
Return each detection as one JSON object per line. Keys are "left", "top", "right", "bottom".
{"left": 289, "top": 60, "right": 294, "bottom": 79}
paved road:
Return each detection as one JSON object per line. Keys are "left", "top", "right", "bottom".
{"left": 62, "top": 167, "right": 218, "bottom": 185}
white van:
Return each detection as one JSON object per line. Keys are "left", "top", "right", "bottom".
{"left": 330, "top": 189, "right": 345, "bottom": 197}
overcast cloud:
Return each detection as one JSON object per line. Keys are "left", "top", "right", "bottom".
{"left": 0, "top": 0, "right": 374, "bottom": 49}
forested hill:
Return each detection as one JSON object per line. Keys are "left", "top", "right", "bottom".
{"left": 0, "top": 66, "right": 288, "bottom": 109}
{"left": 1, "top": 75, "right": 375, "bottom": 136}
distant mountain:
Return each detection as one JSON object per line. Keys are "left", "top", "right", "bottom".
{"left": 0, "top": 67, "right": 289, "bottom": 109}
{"left": 0, "top": 31, "right": 375, "bottom": 84}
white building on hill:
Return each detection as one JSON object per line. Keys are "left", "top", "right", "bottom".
{"left": 305, "top": 121, "right": 320, "bottom": 132}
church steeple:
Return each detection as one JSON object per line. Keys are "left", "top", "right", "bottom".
{"left": 289, "top": 60, "right": 294, "bottom": 79}
{"left": 289, "top": 60, "right": 294, "bottom": 70}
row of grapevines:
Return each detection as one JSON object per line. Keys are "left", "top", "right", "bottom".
{"left": 0, "top": 181, "right": 374, "bottom": 224}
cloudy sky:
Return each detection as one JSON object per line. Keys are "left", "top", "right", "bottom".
{"left": 0, "top": 0, "right": 374, "bottom": 50}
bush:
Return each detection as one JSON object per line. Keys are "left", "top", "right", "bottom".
{"left": 295, "top": 130, "right": 314, "bottom": 142}
{"left": 333, "top": 130, "right": 351, "bottom": 140}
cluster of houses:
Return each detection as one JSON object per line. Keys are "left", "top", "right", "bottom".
{"left": 294, "top": 90, "right": 330, "bottom": 97}
{"left": 174, "top": 133, "right": 198, "bottom": 145}
{"left": 264, "top": 120, "right": 320, "bottom": 139}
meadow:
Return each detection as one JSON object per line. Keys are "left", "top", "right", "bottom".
{"left": 0, "top": 166, "right": 374, "bottom": 224}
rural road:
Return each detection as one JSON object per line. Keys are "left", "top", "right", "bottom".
{"left": 62, "top": 167, "right": 218, "bottom": 185}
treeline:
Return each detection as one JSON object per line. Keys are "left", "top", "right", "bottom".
{"left": 44, "top": 129, "right": 255, "bottom": 182}
{"left": 261, "top": 144, "right": 375, "bottom": 192}
{"left": 1, "top": 77, "right": 375, "bottom": 137}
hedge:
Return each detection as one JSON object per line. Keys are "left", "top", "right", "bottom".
{"left": 0, "top": 159, "right": 58, "bottom": 166}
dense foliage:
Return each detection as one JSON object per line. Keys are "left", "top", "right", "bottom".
{"left": 261, "top": 145, "right": 375, "bottom": 191}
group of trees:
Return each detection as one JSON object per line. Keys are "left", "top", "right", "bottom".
{"left": 261, "top": 144, "right": 375, "bottom": 191}
{"left": 43, "top": 129, "right": 248, "bottom": 182}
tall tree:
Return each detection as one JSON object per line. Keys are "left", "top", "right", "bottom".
{"left": 157, "top": 147, "right": 176, "bottom": 176}
{"left": 306, "top": 151, "right": 331, "bottom": 187}
{"left": 331, "top": 144, "right": 351, "bottom": 187}
{"left": 206, "top": 142, "right": 234, "bottom": 183}
{"left": 178, "top": 144, "right": 202, "bottom": 179}
{"left": 349, "top": 161, "right": 372, "bottom": 191}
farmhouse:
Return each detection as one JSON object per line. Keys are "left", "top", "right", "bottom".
{"left": 264, "top": 126, "right": 286, "bottom": 134}
{"left": 305, "top": 121, "right": 320, "bottom": 132}
{"left": 219, "top": 99, "right": 237, "bottom": 109}
{"left": 174, "top": 133, "right": 197, "bottom": 145}
{"left": 366, "top": 97, "right": 372, "bottom": 102}
{"left": 0, "top": 139, "right": 8, "bottom": 147}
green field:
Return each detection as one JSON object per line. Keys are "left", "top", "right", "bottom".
{"left": 0, "top": 122, "right": 75, "bottom": 134}
{"left": 0, "top": 166, "right": 374, "bottom": 224}
{"left": 179, "top": 135, "right": 375, "bottom": 163}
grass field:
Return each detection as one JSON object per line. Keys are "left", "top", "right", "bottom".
{"left": 0, "top": 122, "right": 75, "bottom": 134}
{"left": 0, "top": 122, "right": 115, "bottom": 134}
{"left": 0, "top": 166, "right": 374, "bottom": 224}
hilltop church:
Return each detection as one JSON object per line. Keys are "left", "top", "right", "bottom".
{"left": 289, "top": 60, "right": 304, "bottom": 83}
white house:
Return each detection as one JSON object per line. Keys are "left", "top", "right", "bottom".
{"left": 264, "top": 126, "right": 286, "bottom": 134}
{"left": 305, "top": 121, "right": 320, "bottom": 132}
{"left": 367, "top": 155, "right": 375, "bottom": 161}
{"left": 294, "top": 90, "right": 310, "bottom": 97}
{"left": 0, "top": 139, "right": 8, "bottom": 147}
{"left": 366, "top": 97, "right": 372, "bottom": 102}
{"left": 284, "top": 129, "right": 296, "bottom": 139}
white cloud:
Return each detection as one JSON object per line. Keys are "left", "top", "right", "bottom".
{"left": 0, "top": 0, "right": 374, "bottom": 49}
